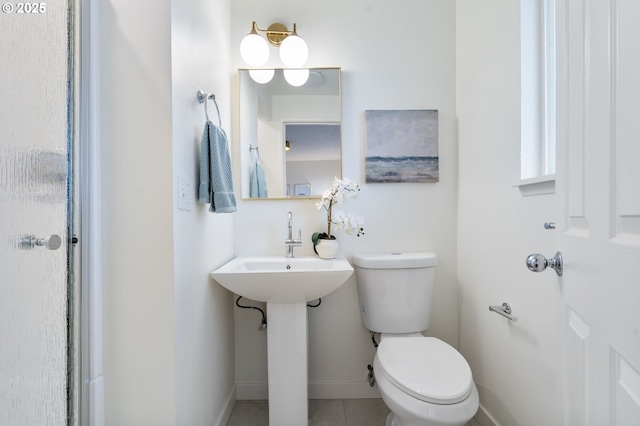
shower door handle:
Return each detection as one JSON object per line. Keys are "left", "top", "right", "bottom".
{"left": 18, "top": 234, "right": 62, "bottom": 250}
{"left": 36, "top": 234, "right": 62, "bottom": 250}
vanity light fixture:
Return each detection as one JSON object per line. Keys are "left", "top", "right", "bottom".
{"left": 240, "top": 21, "right": 310, "bottom": 85}
{"left": 240, "top": 22, "right": 270, "bottom": 67}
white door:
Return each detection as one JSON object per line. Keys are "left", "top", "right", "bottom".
{"left": 0, "top": 2, "right": 77, "bottom": 424}
{"left": 556, "top": 0, "right": 640, "bottom": 424}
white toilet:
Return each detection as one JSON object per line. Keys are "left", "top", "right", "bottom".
{"left": 353, "top": 252, "right": 479, "bottom": 426}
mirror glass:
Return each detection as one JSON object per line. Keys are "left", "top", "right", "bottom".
{"left": 239, "top": 68, "right": 341, "bottom": 199}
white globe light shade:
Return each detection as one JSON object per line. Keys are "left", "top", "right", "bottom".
{"left": 283, "top": 69, "right": 310, "bottom": 87}
{"left": 248, "top": 69, "right": 275, "bottom": 84}
{"left": 240, "top": 33, "right": 269, "bottom": 67}
{"left": 279, "top": 35, "right": 308, "bottom": 67}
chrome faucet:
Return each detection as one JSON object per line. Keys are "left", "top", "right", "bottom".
{"left": 285, "top": 211, "right": 302, "bottom": 258}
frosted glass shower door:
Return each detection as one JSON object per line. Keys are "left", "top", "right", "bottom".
{"left": 0, "top": 2, "right": 75, "bottom": 425}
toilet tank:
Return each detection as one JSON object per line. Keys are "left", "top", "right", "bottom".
{"left": 353, "top": 252, "right": 438, "bottom": 334}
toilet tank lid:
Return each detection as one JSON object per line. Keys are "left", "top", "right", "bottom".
{"left": 352, "top": 252, "right": 437, "bottom": 269}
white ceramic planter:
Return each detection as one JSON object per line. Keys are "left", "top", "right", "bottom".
{"left": 315, "top": 239, "right": 339, "bottom": 259}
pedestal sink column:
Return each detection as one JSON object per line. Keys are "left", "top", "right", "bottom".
{"left": 267, "top": 302, "right": 308, "bottom": 426}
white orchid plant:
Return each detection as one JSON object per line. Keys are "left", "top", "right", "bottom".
{"left": 312, "top": 177, "right": 365, "bottom": 245}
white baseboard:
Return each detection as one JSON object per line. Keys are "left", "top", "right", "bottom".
{"left": 236, "top": 380, "right": 381, "bottom": 401}
{"left": 475, "top": 404, "right": 499, "bottom": 426}
{"left": 215, "top": 385, "right": 237, "bottom": 426}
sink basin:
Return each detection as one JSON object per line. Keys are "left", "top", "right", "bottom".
{"left": 211, "top": 256, "right": 354, "bottom": 303}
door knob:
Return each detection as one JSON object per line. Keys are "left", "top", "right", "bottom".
{"left": 36, "top": 234, "right": 62, "bottom": 250}
{"left": 526, "top": 251, "right": 563, "bottom": 276}
{"left": 18, "top": 234, "right": 62, "bottom": 250}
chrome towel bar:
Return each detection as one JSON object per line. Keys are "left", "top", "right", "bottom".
{"left": 489, "top": 302, "right": 517, "bottom": 322}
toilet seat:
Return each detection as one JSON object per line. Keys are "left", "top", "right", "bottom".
{"left": 376, "top": 337, "right": 473, "bottom": 405}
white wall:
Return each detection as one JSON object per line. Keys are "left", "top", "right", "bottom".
{"left": 230, "top": 0, "right": 458, "bottom": 399}
{"left": 456, "top": 1, "right": 559, "bottom": 424}
{"left": 171, "top": 0, "right": 236, "bottom": 424}
{"left": 100, "top": 1, "right": 177, "bottom": 423}
{"left": 100, "top": 0, "right": 235, "bottom": 424}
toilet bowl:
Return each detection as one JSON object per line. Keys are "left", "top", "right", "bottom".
{"left": 353, "top": 252, "right": 479, "bottom": 426}
{"left": 373, "top": 335, "right": 479, "bottom": 426}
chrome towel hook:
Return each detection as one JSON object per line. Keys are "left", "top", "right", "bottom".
{"left": 197, "top": 90, "right": 222, "bottom": 126}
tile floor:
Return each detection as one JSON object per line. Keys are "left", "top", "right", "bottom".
{"left": 226, "top": 399, "right": 481, "bottom": 426}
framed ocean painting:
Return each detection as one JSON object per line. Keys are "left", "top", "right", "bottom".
{"left": 364, "top": 110, "right": 439, "bottom": 183}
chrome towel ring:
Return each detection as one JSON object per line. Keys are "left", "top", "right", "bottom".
{"left": 197, "top": 90, "right": 221, "bottom": 126}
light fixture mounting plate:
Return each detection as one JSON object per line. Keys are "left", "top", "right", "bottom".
{"left": 266, "top": 23, "right": 289, "bottom": 47}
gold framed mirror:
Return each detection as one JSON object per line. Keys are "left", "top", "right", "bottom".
{"left": 238, "top": 67, "right": 342, "bottom": 199}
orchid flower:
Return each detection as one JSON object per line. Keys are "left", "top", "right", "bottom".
{"left": 315, "top": 177, "right": 364, "bottom": 238}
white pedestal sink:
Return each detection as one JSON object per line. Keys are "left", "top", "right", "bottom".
{"left": 211, "top": 256, "right": 354, "bottom": 426}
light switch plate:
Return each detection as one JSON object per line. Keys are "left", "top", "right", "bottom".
{"left": 177, "top": 174, "right": 193, "bottom": 211}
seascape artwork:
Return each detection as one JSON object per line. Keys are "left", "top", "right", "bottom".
{"left": 364, "top": 110, "right": 439, "bottom": 183}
